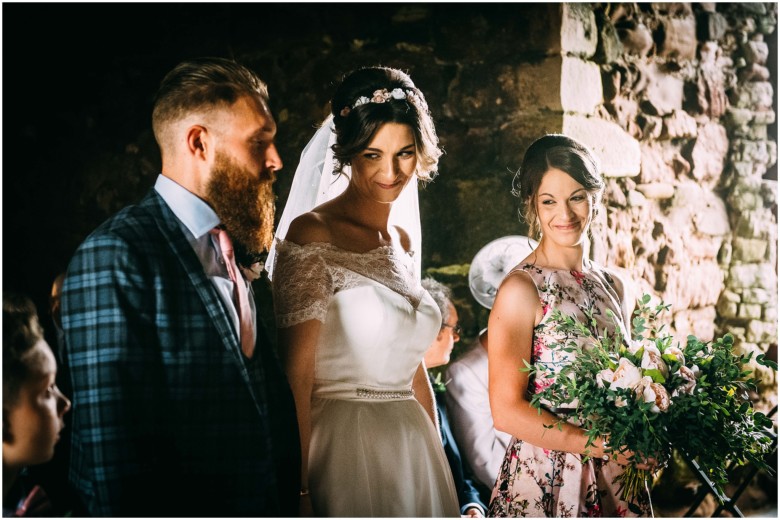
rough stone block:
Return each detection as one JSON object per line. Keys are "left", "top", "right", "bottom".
{"left": 641, "top": 62, "right": 685, "bottom": 115}
{"left": 697, "top": 10, "right": 728, "bottom": 41}
{"left": 728, "top": 262, "right": 776, "bottom": 290}
{"left": 448, "top": 59, "right": 563, "bottom": 122}
{"left": 757, "top": 14, "right": 778, "bottom": 34}
{"left": 627, "top": 189, "right": 647, "bottom": 207}
{"left": 636, "top": 182, "right": 675, "bottom": 199}
{"left": 604, "top": 179, "right": 628, "bottom": 207}
{"left": 739, "top": 303, "right": 764, "bottom": 320}
{"left": 717, "top": 289, "right": 741, "bottom": 318}
{"left": 656, "top": 15, "right": 697, "bottom": 61}
{"left": 730, "top": 81, "right": 774, "bottom": 111}
{"left": 725, "top": 107, "right": 754, "bottom": 126}
{"left": 738, "top": 63, "right": 771, "bottom": 82}
{"left": 561, "top": 57, "right": 602, "bottom": 114}
{"left": 747, "top": 125, "right": 768, "bottom": 141}
{"left": 733, "top": 238, "right": 769, "bottom": 263}
{"left": 619, "top": 22, "right": 654, "bottom": 57}
{"left": 663, "top": 260, "right": 724, "bottom": 309}
{"left": 760, "top": 179, "right": 777, "bottom": 205}
{"left": 667, "top": 181, "right": 730, "bottom": 236}
{"left": 753, "top": 109, "right": 775, "bottom": 125}
{"left": 732, "top": 139, "right": 775, "bottom": 167}
{"left": 673, "top": 306, "right": 717, "bottom": 343}
{"left": 563, "top": 114, "right": 640, "bottom": 177}
{"left": 763, "top": 303, "right": 777, "bottom": 322}
{"left": 742, "top": 288, "right": 769, "bottom": 304}
{"left": 516, "top": 57, "right": 564, "bottom": 113}
{"left": 717, "top": 300, "right": 739, "bottom": 319}
{"left": 734, "top": 209, "right": 773, "bottom": 239}
{"left": 561, "top": 3, "right": 598, "bottom": 57}
{"left": 690, "top": 122, "right": 728, "bottom": 185}
{"left": 743, "top": 39, "right": 769, "bottom": 65}
{"left": 661, "top": 110, "right": 698, "bottom": 139}
{"left": 595, "top": 15, "right": 621, "bottom": 62}
{"left": 746, "top": 320, "right": 776, "bottom": 344}
{"left": 639, "top": 142, "right": 678, "bottom": 183}
{"left": 718, "top": 240, "right": 733, "bottom": 266}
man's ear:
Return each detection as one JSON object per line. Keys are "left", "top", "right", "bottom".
{"left": 185, "top": 125, "right": 209, "bottom": 161}
{"left": 3, "top": 406, "right": 13, "bottom": 444}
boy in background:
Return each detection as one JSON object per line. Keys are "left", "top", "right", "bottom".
{"left": 3, "top": 293, "right": 71, "bottom": 517}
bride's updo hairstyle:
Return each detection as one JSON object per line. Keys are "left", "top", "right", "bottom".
{"left": 331, "top": 66, "right": 442, "bottom": 182}
{"left": 513, "top": 134, "right": 604, "bottom": 237}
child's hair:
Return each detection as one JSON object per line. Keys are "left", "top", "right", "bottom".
{"left": 3, "top": 292, "right": 45, "bottom": 405}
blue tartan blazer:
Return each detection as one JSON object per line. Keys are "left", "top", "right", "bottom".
{"left": 60, "top": 189, "right": 299, "bottom": 517}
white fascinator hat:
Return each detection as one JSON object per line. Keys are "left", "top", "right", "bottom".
{"left": 468, "top": 235, "right": 539, "bottom": 309}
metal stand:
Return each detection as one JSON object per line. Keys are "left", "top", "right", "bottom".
{"left": 682, "top": 406, "right": 777, "bottom": 518}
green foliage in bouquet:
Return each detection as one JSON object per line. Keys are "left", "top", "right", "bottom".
{"left": 521, "top": 293, "right": 776, "bottom": 505}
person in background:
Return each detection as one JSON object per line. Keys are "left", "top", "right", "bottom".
{"left": 422, "top": 277, "right": 486, "bottom": 518}
{"left": 445, "top": 326, "right": 512, "bottom": 502}
{"left": 60, "top": 57, "right": 299, "bottom": 516}
{"left": 3, "top": 292, "right": 71, "bottom": 517}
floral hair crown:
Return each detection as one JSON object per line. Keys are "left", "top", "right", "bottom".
{"left": 339, "top": 88, "right": 413, "bottom": 117}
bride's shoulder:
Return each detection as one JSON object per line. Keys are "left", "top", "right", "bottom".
{"left": 286, "top": 211, "right": 333, "bottom": 246}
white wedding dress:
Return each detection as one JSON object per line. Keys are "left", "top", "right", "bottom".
{"left": 272, "top": 239, "right": 460, "bottom": 517}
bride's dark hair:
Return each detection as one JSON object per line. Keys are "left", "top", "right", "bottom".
{"left": 330, "top": 66, "right": 441, "bottom": 182}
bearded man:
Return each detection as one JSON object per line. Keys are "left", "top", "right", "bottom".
{"left": 60, "top": 57, "right": 300, "bottom": 517}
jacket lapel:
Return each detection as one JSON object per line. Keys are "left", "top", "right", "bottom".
{"left": 141, "top": 191, "right": 263, "bottom": 411}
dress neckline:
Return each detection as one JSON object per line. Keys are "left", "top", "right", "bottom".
{"left": 521, "top": 259, "right": 595, "bottom": 275}
{"left": 278, "top": 238, "right": 415, "bottom": 259}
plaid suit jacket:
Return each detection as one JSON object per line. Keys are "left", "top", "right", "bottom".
{"left": 61, "top": 189, "right": 299, "bottom": 517}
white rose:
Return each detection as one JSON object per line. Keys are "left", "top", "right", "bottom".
{"left": 390, "top": 88, "right": 406, "bottom": 99}
{"left": 610, "top": 358, "right": 643, "bottom": 391}
{"left": 672, "top": 365, "right": 697, "bottom": 396}
{"left": 626, "top": 340, "right": 643, "bottom": 356}
{"left": 596, "top": 368, "right": 615, "bottom": 389}
{"left": 663, "top": 346, "right": 685, "bottom": 365}
{"left": 642, "top": 381, "right": 672, "bottom": 413}
{"left": 641, "top": 345, "right": 669, "bottom": 378}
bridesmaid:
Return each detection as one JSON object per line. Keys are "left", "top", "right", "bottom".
{"left": 486, "top": 135, "right": 655, "bottom": 517}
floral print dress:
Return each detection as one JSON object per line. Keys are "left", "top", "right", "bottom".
{"left": 487, "top": 262, "right": 652, "bottom": 518}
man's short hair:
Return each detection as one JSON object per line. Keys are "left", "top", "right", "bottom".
{"left": 152, "top": 57, "right": 269, "bottom": 150}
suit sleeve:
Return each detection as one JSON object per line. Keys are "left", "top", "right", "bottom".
{"left": 61, "top": 232, "right": 170, "bottom": 516}
{"left": 437, "top": 397, "right": 486, "bottom": 515}
{"left": 445, "top": 359, "right": 511, "bottom": 491}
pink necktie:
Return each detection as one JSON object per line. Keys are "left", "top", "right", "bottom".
{"left": 211, "top": 228, "right": 255, "bottom": 358}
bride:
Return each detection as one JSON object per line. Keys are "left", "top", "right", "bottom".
{"left": 267, "top": 66, "right": 459, "bottom": 517}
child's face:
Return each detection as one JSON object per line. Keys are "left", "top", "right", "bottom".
{"left": 3, "top": 340, "right": 70, "bottom": 468}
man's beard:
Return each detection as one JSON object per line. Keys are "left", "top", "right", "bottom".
{"left": 205, "top": 151, "right": 276, "bottom": 257}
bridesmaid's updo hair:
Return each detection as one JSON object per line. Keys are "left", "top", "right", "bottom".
{"left": 513, "top": 134, "right": 604, "bottom": 237}
{"left": 331, "top": 66, "right": 442, "bottom": 182}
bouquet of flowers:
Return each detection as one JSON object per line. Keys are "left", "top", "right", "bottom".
{"left": 522, "top": 294, "right": 776, "bottom": 505}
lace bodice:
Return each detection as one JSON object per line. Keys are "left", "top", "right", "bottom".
{"left": 271, "top": 239, "right": 426, "bottom": 329}
{"left": 271, "top": 238, "right": 441, "bottom": 398}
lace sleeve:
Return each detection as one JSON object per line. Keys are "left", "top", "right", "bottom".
{"left": 271, "top": 241, "right": 334, "bottom": 328}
